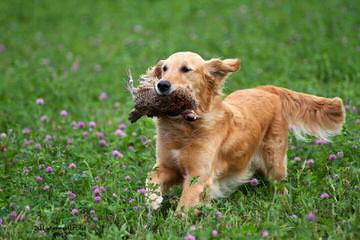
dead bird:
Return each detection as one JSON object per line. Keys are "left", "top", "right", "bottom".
{"left": 127, "top": 69, "right": 199, "bottom": 123}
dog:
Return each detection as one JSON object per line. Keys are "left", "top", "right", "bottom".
{"left": 144, "top": 51, "right": 345, "bottom": 211}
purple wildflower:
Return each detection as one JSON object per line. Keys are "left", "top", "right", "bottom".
{"left": 211, "top": 230, "right": 219, "bottom": 237}
{"left": 215, "top": 210, "right": 223, "bottom": 219}
{"left": 0, "top": 218, "right": 3, "bottom": 225}
{"left": 250, "top": 178, "right": 258, "bottom": 186}
{"left": 137, "top": 188, "right": 146, "bottom": 195}
{"left": 354, "top": 186, "right": 360, "bottom": 190}
{"left": 88, "top": 121, "right": 96, "bottom": 128}
{"left": 320, "top": 192, "right": 330, "bottom": 199}
{"left": 70, "top": 208, "right": 79, "bottom": 216}
{"left": 92, "top": 186, "right": 101, "bottom": 196}
{"left": 24, "top": 139, "right": 33, "bottom": 146}
{"left": 23, "top": 167, "right": 30, "bottom": 175}
{"left": 68, "top": 191, "right": 76, "bottom": 200}
{"left": 114, "top": 129, "right": 125, "bottom": 137}
{"left": 71, "top": 121, "right": 78, "bottom": 129}
{"left": 34, "top": 143, "right": 42, "bottom": 150}
{"left": 94, "top": 196, "right": 101, "bottom": 203}
{"left": 352, "top": 106, "right": 358, "bottom": 114}
{"left": 306, "top": 211, "right": 315, "bottom": 221}
{"left": 133, "top": 205, "right": 142, "bottom": 210}
{"left": 293, "top": 156, "right": 301, "bottom": 162}
{"left": 36, "top": 98, "right": 44, "bottom": 105}
{"left": 41, "top": 58, "right": 50, "bottom": 66}
{"left": 44, "top": 134, "right": 53, "bottom": 143}
{"left": 40, "top": 115, "right": 48, "bottom": 123}
{"left": 305, "top": 159, "right": 314, "bottom": 165}
{"left": 35, "top": 176, "right": 43, "bottom": 183}
{"left": 68, "top": 163, "right": 76, "bottom": 169}
{"left": 77, "top": 121, "right": 85, "bottom": 129}
{"left": 139, "top": 135, "right": 149, "bottom": 145}
{"left": 118, "top": 123, "right": 126, "bottom": 130}
{"left": 71, "top": 60, "right": 80, "bottom": 72}
{"left": 328, "top": 154, "right": 337, "bottom": 161}
{"left": 8, "top": 211, "right": 17, "bottom": 221}
{"left": 314, "top": 138, "right": 329, "bottom": 145}
{"left": 45, "top": 166, "right": 53, "bottom": 173}
{"left": 128, "top": 145, "right": 135, "bottom": 152}
{"left": 99, "top": 92, "right": 107, "bottom": 101}
{"left": 98, "top": 139, "right": 107, "bottom": 146}
{"left": 43, "top": 185, "right": 50, "bottom": 192}
{"left": 99, "top": 186, "right": 106, "bottom": 192}
{"left": 112, "top": 150, "right": 123, "bottom": 158}
{"left": 260, "top": 230, "right": 269, "bottom": 238}
{"left": 22, "top": 128, "right": 31, "bottom": 134}
{"left": 128, "top": 198, "right": 135, "bottom": 203}
{"left": 66, "top": 138, "right": 73, "bottom": 145}
{"left": 82, "top": 131, "right": 89, "bottom": 138}
{"left": 184, "top": 234, "right": 196, "bottom": 240}
{"left": 60, "top": 110, "right": 68, "bottom": 117}
{"left": 344, "top": 104, "right": 351, "bottom": 111}
{"left": 95, "top": 131, "right": 105, "bottom": 139}
{"left": 288, "top": 124, "right": 295, "bottom": 131}
{"left": 124, "top": 175, "right": 131, "bottom": 181}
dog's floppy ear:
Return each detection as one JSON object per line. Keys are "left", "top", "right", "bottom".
{"left": 205, "top": 58, "right": 240, "bottom": 81}
{"left": 145, "top": 60, "right": 164, "bottom": 79}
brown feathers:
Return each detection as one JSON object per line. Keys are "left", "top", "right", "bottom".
{"left": 127, "top": 71, "right": 198, "bottom": 123}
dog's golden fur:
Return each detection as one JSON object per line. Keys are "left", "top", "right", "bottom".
{"left": 144, "top": 51, "right": 345, "bottom": 210}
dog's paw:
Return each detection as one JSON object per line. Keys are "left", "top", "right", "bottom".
{"left": 175, "top": 210, "right": 186, "bottom": 218}
{"left": 146, "top": 192, "right": 163, "bottom": 210}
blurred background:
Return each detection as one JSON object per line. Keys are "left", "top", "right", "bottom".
{"left": 0, "top": 0, "right": 359, "bottom": 129}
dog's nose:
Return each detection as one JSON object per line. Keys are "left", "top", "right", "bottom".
{"left": 156, "top": 80, "right": 171, "bottom": 95}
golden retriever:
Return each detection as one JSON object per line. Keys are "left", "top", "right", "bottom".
{"left": 143, "top": 51, "right": 345, "bottom": 211}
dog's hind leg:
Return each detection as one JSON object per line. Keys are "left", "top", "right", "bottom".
{"left": 261, "top": 115, "right": 288, "bottom": 181}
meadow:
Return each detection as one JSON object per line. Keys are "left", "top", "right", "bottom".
{"left": 0, "top": 0, "right": 359, "bottom": 239}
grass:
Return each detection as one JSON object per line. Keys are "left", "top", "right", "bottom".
{"left": 0, "top": 0, "right": 359, "bottom": 239}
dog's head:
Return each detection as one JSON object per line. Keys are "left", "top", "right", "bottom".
{"left": 145, "top": 51, "right": 240, "bottom": 112}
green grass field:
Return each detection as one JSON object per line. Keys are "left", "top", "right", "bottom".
{"left": 0, "top": 0, "right": 359, "bottom": 239}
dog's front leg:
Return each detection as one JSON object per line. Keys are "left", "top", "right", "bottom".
{"left": 176, "top": 146, "right": 216, "bottom": 211}
{"left": 145, "top": 163, "right": 182, "bottom": 210}
{"left": 177, "top": 174, "right": 211, "bottom": 211}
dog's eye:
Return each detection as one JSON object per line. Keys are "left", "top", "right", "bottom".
{"left": 162, "top": 65, "right": 168, "bottom": 72}
{"left": 180, "top": 65, "right": 192, "bottom": 73}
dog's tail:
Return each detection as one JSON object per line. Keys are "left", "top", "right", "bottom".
{"left": 257, "top": 86, "right": 345, "bottom": 141}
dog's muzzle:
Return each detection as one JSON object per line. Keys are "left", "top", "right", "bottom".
{"left": 155, "top": 80, "right": 171, "bottom": 96}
